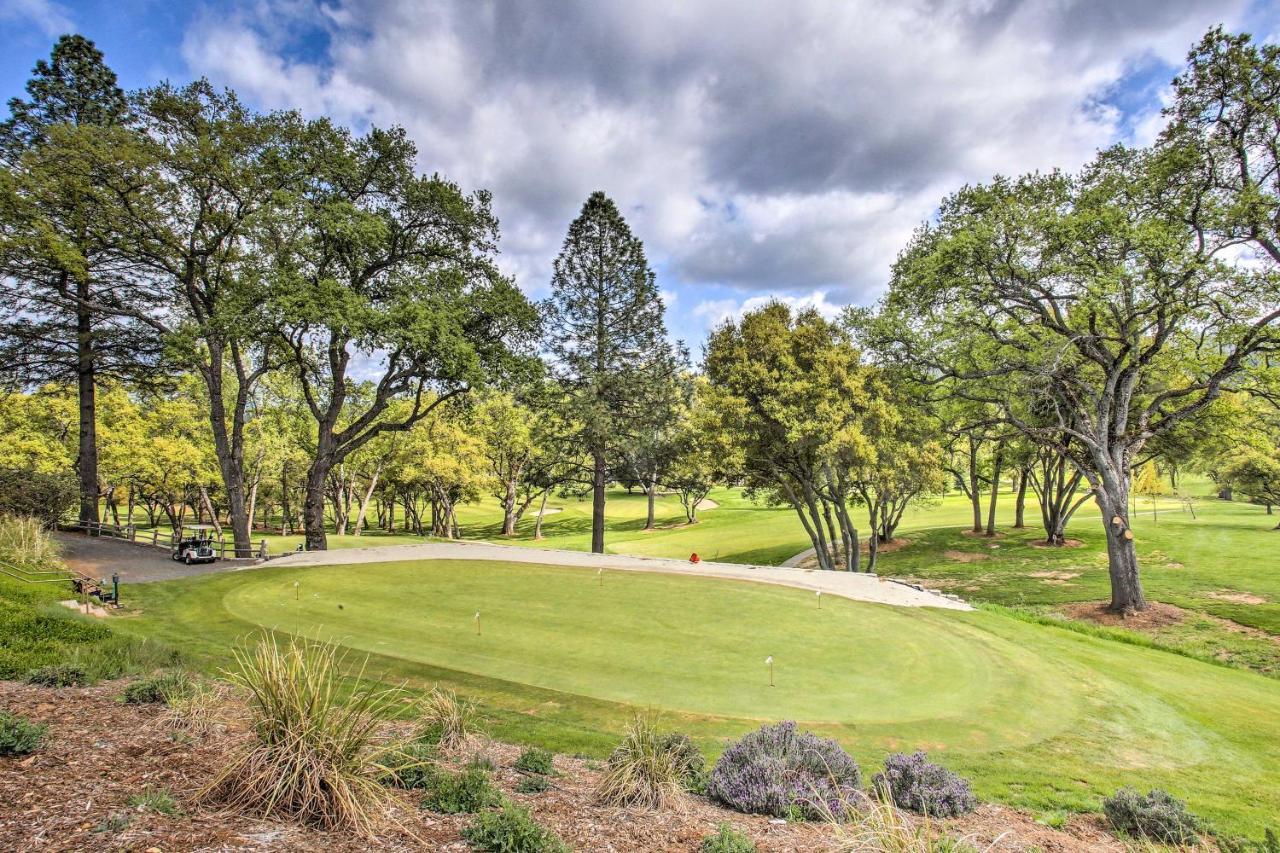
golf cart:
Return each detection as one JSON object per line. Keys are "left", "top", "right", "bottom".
{"left": 172, "top": 524, "right": 218, "bottom": 565}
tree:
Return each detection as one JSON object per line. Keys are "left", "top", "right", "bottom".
{"left": 664, "top": 378, "right": 733, "bottom": 525}
{"left": 267, "top": 121, "right": 537, "bottom": 550}
{"left": 543, "top": 191, "right": 681, "bottom": 554}
{"left": 1219, "top": 447, "right": 1280, "bottom": 526}
{"left": 0, "top": 35, "right": 161, "bottom": 525}
{"left": 882, "top": 143, "right": 1278, "bottom": 613}
{"left": 705, "top": 304, "right": 883, "bottom": 572}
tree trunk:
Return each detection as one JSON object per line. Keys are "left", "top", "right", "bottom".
{"left": 534, "top": 487, "right": 551, "bottom": 540}
{"left": 1013, "top": 466, "right": 1029, "bottom": 528}
{"left": 591, "top": 449, "right": 607, "bottom": 553}
{"left": 984, "top": 447, "right": 1003, "bottom": 536}
{"left": 967, "top": 438, "right": 982, "bottom": 532}
{"left": 501, "top": 476, "right": 519, "bottom": 536}
{"left": 75, "top": 279, "right": 100, "bottom": 527}
{"left": 1095, "top": 480, "right": 1147, "bottom": 614}
{"left": 353, "top": 467, "right": 380, "bottom": 536}
{"left": 644, "top": 478, "right": 657, "bottom": 530}
{"left": 303, "top": 453, "right": 334, "bottom": 551}
{"left": 203, "top": 349, "right": 253, "bottom": 557}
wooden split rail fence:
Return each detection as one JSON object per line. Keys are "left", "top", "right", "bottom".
{"left": 61, "top": 519, "right": 271, "bottom": 559}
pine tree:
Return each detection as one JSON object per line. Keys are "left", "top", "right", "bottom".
{"left": 0, "top": 35, "right": 159, "bottom": 526}
{"left": 544, "top": 191, "right": 681, "bottom": 553}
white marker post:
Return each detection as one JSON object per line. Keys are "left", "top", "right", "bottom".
{"left": 475, "top": 610, "right": 481, "bottom": 636}
{"left": 293, "top": 580, "right": 300, "bottom": 601}
{"left": 766, "top": 655, "right": 774, "bottom": 688}
{"left": 597, "top": 568, "right": 603, "bottom": 587}
{"left": 816, "top": 589, "right": 822, "bottom": 609}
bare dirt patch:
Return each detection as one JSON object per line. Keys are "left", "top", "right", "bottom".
{"left": 1028, "top": 539, "right": 1084, "bottom": 549}
{"left": 57, "top": 600, "right": 111, "bottom": 618}
{"left": 1061, "top": 601, "right": 1186, "bottom": 630}
{"left": 944, "top": 550, "right": 988, "bottom": 563}
{"left": 793, "top": 538, "right": 914, "bottom": 569}
{"left": 1207, "top": 590, "right": 1268, "bottom": 605}
{"left": 0, "top": 680, "right": 1117, "bottom": 852}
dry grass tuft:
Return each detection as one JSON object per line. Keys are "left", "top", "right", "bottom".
{"left": 0, "top": 513, "right": 61, "bottom": 567}
{"left": 198, "top": 634, "right": 399, "bottom": 837}
{"left": 826, "top": 784, "right": 1004, "bottom": 853}
{"left": 595, "top": 715, "right": 689, "bottom": 811}
{"left": 416, "top": 686, "right": 479, "bottom": 752}
{"left": 159, "top": 680, "right": 232, "bottom": 737}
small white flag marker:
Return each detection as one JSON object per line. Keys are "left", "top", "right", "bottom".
{"left": 765, "top": 655, "right": 774, "bottom": 687}
{"left": 816, "top": 590, "right": 822, "bottom": 609}
{"left": 475, "top": 610, "right": 481, "bottom": 636}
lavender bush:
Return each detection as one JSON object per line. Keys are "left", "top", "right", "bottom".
{"left": 707, "top": 721, "right": 862, "bottom": 820}
{"left": 872, "top": 751, "right": 976, "bottom": 818}
{"left": 1103, "top": 787, "right": 1201, "bottom": 845}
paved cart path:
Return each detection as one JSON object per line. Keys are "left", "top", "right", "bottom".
{"left": 277, "top": 539, "right": 970, "bottom": 610}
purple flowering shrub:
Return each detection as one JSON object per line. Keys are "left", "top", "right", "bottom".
{"left": 872, "top": 752, "right": 976, "bottom": 818}
{"left": 1102, "top": 788, "right": 1200, "bottom": 845}
{"left": 707, "top": 721, "right": 862, "bottom": 820}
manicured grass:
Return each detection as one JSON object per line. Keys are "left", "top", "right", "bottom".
{"left": 120, "top": 557, "right": 1280, "bottom": 836}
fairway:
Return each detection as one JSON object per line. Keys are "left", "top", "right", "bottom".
{"left": 125, "top": 556, "right": 1280, "bottom": 834}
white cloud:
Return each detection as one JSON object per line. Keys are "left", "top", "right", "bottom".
{"left": 0, "top": 0, "right": 72, "bottom": 35}
{"left": 178, "top": 0, "right": 1249, "bottom": 339}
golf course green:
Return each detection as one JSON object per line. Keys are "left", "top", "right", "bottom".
{"left": 125, "top": 556, "right": 1280, "bottom": 835}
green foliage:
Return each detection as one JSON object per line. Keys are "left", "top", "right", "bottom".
{"left": 25, "top": 662, "right": 89, "bottom": 687}
{"left": 125, "top": 787, "right": 182, "bottom": 816}
{"left": 0, "top": 471, "right": 76, "bottom": 527}
{"left": 377, "top": 739, "right": 438, "bottom": 789}
{"left": 700, "top": 823, "right": 757, "bottom": 853}
{"left": 420, "top": 767, "right": 501, "bottom": 814}
{"left": 514, "top": 775, "right": 550, "bottom": 794}
{"left": 461, "top": 801, "right": 570, "bottom": 853}
{"left": 0, "top": 710, "right": 47, "bottom": 756}
{"left": 1103, "top": 788, "right": 1201, "bottom": 845}
{"left": 120, "top": 670, "right": 195, "bottom": 705}
{"left": 513, "top": 746, "right": 554, "bottom": 776}
{"left": 1221, "top": 828, "right": 1280, "bottom": 853}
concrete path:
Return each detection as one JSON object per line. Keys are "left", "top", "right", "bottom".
{"left": 277, "top": 540, "right": 971, "bottom": 610}
{"left": 782, "top": 546, "right": 815, "bottom": 567}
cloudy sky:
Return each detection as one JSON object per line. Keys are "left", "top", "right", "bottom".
{"left": 3, "top": 0, "right": 1277, "bottom": 347}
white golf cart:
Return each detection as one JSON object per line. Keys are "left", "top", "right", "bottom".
{"left": 172, "top": 523, "right": 219, "bottom": 565}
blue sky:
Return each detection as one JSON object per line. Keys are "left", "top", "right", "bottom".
{"left": 4, "top": 0, "right": 1278, "bottom": 350}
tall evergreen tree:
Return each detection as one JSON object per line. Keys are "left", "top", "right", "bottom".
{"left": 0, "top": 35, "right": 159, "bottom": 526}
{"left": 544, "top": 191, "right": 680, "bottom": 553}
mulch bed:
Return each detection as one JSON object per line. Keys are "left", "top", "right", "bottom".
{"left": 2, "top": 680, "right": 1123, "bottom": 851}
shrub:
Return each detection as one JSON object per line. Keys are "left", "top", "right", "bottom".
{"left": 461, "top": 801, "right": 570, "bottom": 853}
{"left": 514, "top": 775, "right": 551, "bottom": 794}
{"left": 700, "top": 823, "right": 757, "bottom": 853}
{"left": 198, "top": 635, "right": 397, "bottom": 837}
{"left": 378, "top": 739, "right": 438, "bottom": 789}
{"left": 126, "top": 787, "right": 182, "bottom": 816}
{"left": 121, "top": 670, "right": 195, "bottom": 705}
{"left": 26, "top": 662, "right": 89, "bottom": 687}
{"left": 417, "top": 687, "right": 478, "bottom": 751}
{"left": 1103, "top": 787, "right": 1200, "bottom": 845}
{"left": 514, "top": 746, "right": 555, "bottom": 775}
{"left": 0, "top": 513, "right": 63, "bottom": 566}
{"left": 0, "top": 711, "right": 47, "bottom": 756}
{"left": 0, "top": 470, "right": 76, "bottom": 527}
{"left": 596, "top": 716, "right": 703, "bottom": 810}
{"left": 420, "top": 766, "right": 501, "bottom": 814}
{"left": 708, "top": 720, "right": 862, "bottom": 821}
{"left": 468, "top": 751, "right": 499, "bottom": 773}
{"left": 872, "top": 752, "right": 976, "bottom": 818}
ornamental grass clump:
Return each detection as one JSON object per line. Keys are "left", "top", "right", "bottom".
{"left": 199, "top": 635, "right": 398, "bottom": 837}
{"left": 1103, "top": 787, "right": 1201, "bottom": 845}
{"left": 417, "top": 687, "right": 479, "bottom": 751}
{"left": 708, "top": 720, "right": 862, "bottom": 821}
{"left": 873, "top": 752, "right": 977, "bottom": 818}
{"left": 596, "top": 715, "right": 704, "bottom": 810}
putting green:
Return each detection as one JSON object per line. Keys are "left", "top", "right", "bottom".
{"left": 224, "top": 559, "right": 1085, "bottom": 748}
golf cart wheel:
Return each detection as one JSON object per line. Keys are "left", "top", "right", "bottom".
{"left": 184, "top": 554, "right": 193, "bottom": 565}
